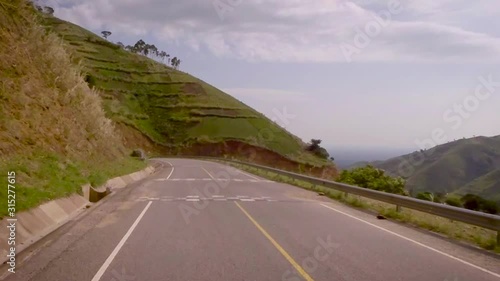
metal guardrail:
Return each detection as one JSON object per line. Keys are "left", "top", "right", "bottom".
{"left": 191, "top": 157, "right": 500, "bottom": 245}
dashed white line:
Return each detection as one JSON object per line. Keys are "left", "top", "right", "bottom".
{"left": 186, "top": 199, "right": 200, "bottom": 202}
{"left": 240, "top": 199, "right": 255, "bottom": 202}
{"left": 319, "top": 203, "right": 500, "bottom": 279}
{"left": 91, "top": 201, "right": 153, "bottom": 281}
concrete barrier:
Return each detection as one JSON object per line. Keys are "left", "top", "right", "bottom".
{"left": 0, "top": 165, "right": 156, "bottom": 264}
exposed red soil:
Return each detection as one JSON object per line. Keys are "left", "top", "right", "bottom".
{"left": 177, "top": 140, "right": 338, "bottom": 180}
{"left": 116, "top": 124, "right": 337, "bottom": 179}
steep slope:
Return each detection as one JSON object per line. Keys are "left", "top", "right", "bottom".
{"left": 0, "top": 1, "right": 145, "bottom": 217}
{"left": 371, "top": 136, "right": 500, "bottom": 195}
{"left": 41, "top": 15, "right": 335, "bottom": 174}
{"left": 455, "top": 169, "right": 500, "bottom": 203}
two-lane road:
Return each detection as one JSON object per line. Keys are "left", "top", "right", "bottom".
{"left": 3, "top": 159, "right": 500, "bottom": 281}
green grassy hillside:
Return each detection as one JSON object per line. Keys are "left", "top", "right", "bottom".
{"left": 0, "top": 1, "right": 146, "bottom": 217}
{"left": 455, "top": 169, "right": 500, "bottom": 203}
{"left": 371, "top": 136, "right": 500, "bottom": 195}
{"left": 41, "top": 16, "right": 333, "bottom": 171}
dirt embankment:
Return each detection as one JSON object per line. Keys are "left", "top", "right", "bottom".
{"left": 177, "top": 140, "right": 338, "bottom": 179}
{"left": 117, "top": 120, "right": 338, "bottom": 180}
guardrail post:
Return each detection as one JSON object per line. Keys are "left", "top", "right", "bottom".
{"left": 396, "top": 205, "right": 402, "bottom": 213}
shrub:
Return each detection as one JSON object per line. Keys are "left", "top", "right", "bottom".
{"left": 337, "top": 165, "right": 407, "bottom": 195}
{"left": 416, "top": 192, "right": 433, "bottom": 201}
{"left": 445, "top": 197, "right": 462, "bottom": 207}
{"left": 460, "top": 194, "right": 499, "bottom": 214}
{"left": 306, "top": 139, "right": 329, "bottom": 159}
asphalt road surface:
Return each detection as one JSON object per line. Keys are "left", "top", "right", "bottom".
{"left": 2, "top": 158, "right": 500, "bottom": 281}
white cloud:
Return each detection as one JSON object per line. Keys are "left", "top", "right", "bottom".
{"left": 51, "top": 0, "right": 500, "bottom": 63}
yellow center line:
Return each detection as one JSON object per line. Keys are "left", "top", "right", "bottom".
{"left": 234, "top": 202, "right": 315, "bottom": 281}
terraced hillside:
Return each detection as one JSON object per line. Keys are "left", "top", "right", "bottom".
{"left": 42, "top": 16, "right": 335, "bottom": 175}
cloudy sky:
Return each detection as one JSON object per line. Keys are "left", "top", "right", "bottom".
{"left": 46, "top": 0, "right": 500, "bottom": 151}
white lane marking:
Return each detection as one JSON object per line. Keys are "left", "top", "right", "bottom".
{"left": 212, "top": 195, "right": 224, "bottom": 198}
{"left": 91, "top": 201, "right": 153, "bottom": 281}
{"left": 186, "top": 199, "right": 200, "bottom": 202}
{"left": 214, "top": 198, "right": 227, "bottom": 201}
{"left": 319, "top": 204, "right": 500, "bottom": 279}
{"left": 201, "top": 167, "right": 216, "bottom": 180}
{"left": 186, "top": 196, "right": 199, "bottom": 198}
{"left": 236, "top": 170, "right": 261, "bottom": 180}
{"left": 185, "top": 179, "right": 196, "bottom": 181}
{"left": 165, "top": 161, "right": 174, "bottom": 180}
{"left": 234, "top": 179, "right": 243, "bottom": 182}
{"left": 240, "top": 199, "right": 255, "bottom": 202}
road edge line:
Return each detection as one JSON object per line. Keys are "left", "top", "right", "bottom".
{"left": 319, "top": 203, "right": 500, "bottom": 279}
{"left": 91, "top": 201, "right": 153, "bottom": 281}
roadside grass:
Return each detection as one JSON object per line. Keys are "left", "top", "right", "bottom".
{"left": 0, "top": 2, "right": 147, "bottom": 218}
{"left": 231, "top": 163, "right": 500, "bottom": 253}
{"left": 0, "top": 153, "right": 146, "bottom": 218}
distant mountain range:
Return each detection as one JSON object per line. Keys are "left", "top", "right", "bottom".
{"left": 329, "top": 147, "right": 410, "bottom": 168}
{"left": 349, "top": 136, "right": 500, "bottom": 202}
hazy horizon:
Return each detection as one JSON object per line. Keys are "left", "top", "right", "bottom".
{"left": 329, "top": 133, "right": 500, "bottom": 168}
{"left": 328, "top": 146, "right": 411, "bottom": 168}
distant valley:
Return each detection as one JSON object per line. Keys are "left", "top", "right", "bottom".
{"left": 329, "top": 147, "right": 410, "bottom": 169}
{"left": 342, "top": 136, "right": 500, "bottom": 203}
